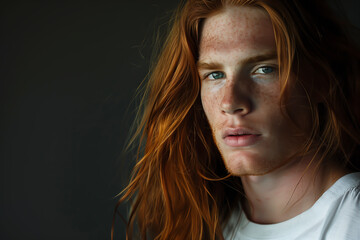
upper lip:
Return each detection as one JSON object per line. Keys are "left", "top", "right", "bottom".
{"left": 222, "top": 127, "right": 261, "bottom": 138}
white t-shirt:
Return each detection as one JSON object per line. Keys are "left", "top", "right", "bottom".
{"left": 224, "top": 172, "right": 360, "bottom": 240}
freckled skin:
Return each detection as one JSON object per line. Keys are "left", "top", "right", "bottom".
{"left": 200, "top": 8, "right": 274, "bottom": 57}
{"left": 199, "top": 6, "right": 311, "bottom": 176}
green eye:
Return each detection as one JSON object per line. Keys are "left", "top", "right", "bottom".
{"left": 254, "top": 66, "right": 274, "bottom": 74}
{"left": 208, "top": 71, "right": 225, "bottom": 80}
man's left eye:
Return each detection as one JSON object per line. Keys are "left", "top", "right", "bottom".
{"left": 254, "top": 66, "right": 274, "bottom": 74}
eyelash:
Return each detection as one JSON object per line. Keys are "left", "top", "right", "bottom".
{"left": 204, "top": 66, "right": 277, "bottom": 80}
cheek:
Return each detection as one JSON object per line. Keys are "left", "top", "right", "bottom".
{"left": 201, "top": 85, "right": 218, "bottom": 121}
{"left": 250, "top": 83, "right": 282, "bottom": 120}
{"left": 255, "top": 82, "right": 280, "bottom": 105}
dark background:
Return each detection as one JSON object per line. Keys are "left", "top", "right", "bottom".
{"left": 0, "top": 1, "right": 359, "bottom": 240}
{"left": 0, "top": 1, "right": 177, "bottom": 239}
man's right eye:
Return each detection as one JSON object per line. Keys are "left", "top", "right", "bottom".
{"left": 207, "top": 71, "right": 225, "bottom": 80}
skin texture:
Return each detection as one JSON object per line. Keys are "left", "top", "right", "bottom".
{"left": 199, "top": 6, "right": 310, "bottom": 177}
{"left": 198, "top": 6, "right": 346, "bottom": 224}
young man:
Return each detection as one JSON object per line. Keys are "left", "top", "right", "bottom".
{"left": 116, "top": 0, "right": 360, "bottom": 239}
{"left": 199, "top": 5, "right": 359, "bottom": 239}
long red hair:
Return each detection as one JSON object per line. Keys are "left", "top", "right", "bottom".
{"left": 114, "top": 0, "right": 360, "bottom": 239}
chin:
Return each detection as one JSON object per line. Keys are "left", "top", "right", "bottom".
{"left": 225, "top": 164, "right": 270, "bottom": 177}
{"left": 222, "top": 153, "right": 261, "bottom": 176}
{"left": 221, "top": 150, "right": 284, "bottom": 177}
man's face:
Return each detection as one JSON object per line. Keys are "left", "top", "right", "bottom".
{"left": 198, "top": 6, "right": 311, "bottom": 176}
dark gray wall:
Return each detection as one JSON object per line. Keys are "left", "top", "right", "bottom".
{"left": 0, "top": 1, "right": 176, "bottom": 239}
{"left": 0, "top": 0, "right": 359, "bottom": 240}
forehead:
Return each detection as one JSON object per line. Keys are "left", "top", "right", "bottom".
{"left": 199, "top": 6, "right": 275, "bottom": 57}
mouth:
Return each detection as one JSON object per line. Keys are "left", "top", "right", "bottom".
{"left": 223, "top": 128, "right": 262, "bottom": 147}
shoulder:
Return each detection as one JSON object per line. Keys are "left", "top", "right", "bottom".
{"left": 323, "top": 172, "right": 360, "bottom": 239}
{"left": 328, "top": 172, "right": 360, "bottom": 206}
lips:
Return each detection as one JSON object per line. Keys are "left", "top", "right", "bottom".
{"left": 223, "top": 128, "right": 262, "bottom": 147}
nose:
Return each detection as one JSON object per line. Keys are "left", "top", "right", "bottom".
{"left": 220, "top": 80, "right": 252, "bottom": 115}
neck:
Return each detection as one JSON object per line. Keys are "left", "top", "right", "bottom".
{"left": 240, "top": 156, "right": 347, "bottom": 224}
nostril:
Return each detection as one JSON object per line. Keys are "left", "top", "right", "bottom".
{"left": 220, "top": 89, "right": 252, "bottom": 115}
{"left": 222, "top": 104, "right": 251, "bottom": 115}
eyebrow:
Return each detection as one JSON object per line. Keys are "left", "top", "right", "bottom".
{"left": 197, "top": 51, "right": 278, "bottom": 70}
{"left": 197, "top": 62, "right": 223, "bottom": 70}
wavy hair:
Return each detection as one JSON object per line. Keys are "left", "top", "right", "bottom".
{"left": 113, "top": 0, "right": 360, "bottom": 239}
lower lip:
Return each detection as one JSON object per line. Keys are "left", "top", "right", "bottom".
{"left": 223, "top": 134, "right": 261, "bottom": 147}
